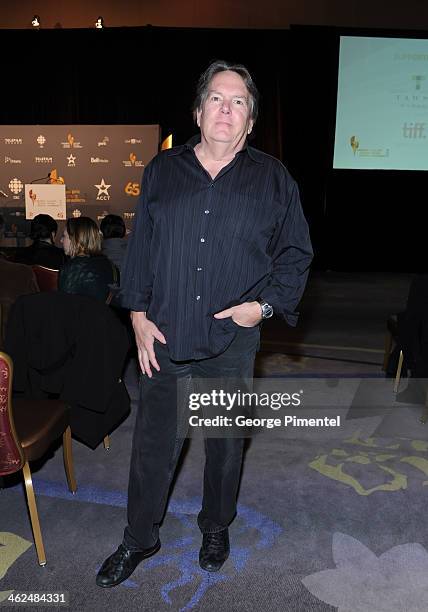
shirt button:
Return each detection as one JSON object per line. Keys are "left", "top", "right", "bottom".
{"left": 196, "top": 295, "right": 201, "bottom": 300}
{"left": 204, "top": 210, "right": 210, "bottom": 214}
{"left": 200, "top": 238, "right": 205, "bottom": 243}
{"left": 197, "top": 267, "right": 202, "bottom": 271}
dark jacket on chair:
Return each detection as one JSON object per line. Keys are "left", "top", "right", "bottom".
{"left": 14, "top": 240, "right": 66, "bottom": 270}
{"left": 5, "top": 291, "right": 130, "bottom": 448}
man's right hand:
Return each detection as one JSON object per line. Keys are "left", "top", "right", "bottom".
{"left": 131, "top": 311, "right": 167, "bottom": 378}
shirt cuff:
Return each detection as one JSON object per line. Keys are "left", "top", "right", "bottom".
{"left": 118, "top": 289, "right": 151, "bottom": 312}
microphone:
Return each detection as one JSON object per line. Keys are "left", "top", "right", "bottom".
{"left": 30, "top": 172, "right": 51, "bottom": 184}
{"left": 0, "top": 189, "right": 9, "bottom": 198}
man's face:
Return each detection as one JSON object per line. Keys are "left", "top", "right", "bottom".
{"left": 197, "top": 70, "right": 253, "bottom": 147}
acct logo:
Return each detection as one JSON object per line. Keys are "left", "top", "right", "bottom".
{"left": 8, "top": 178, "right": 23, "bottom": 197}
{"left": 4, "top": 157, "right": 21, "bottom": 164}
{"left": 95, "top": 179, "right": 111, "bottom": 200}
{"left": 36, "top": 135, "right": 46, "bottom": 148}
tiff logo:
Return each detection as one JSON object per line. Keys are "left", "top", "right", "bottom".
{"left": 402, "top": 122, "right": 426, "bottom": 138}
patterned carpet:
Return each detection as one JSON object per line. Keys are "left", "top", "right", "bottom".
{"left": 2, "top": 273, "right": 424, "bottom": 611}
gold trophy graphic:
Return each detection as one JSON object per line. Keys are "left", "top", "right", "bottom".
{"left": 29, "top": 189, "right": 37, "bottom": 206}
{"left": 350, "top": 135, "right": 359, "bottom": 155}
{"left": 129, "top": 152, "right": 137, "bottom": 165}
{"left": 67, "top": 133, "right": 75, "bottom": 148}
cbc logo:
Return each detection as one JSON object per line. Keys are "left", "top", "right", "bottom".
{"left": 125, "top": 182, "right": 140, "bottom": 196}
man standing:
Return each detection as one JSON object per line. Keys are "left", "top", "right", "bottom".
{"left": 96, "top": 60, "right": 313, "bottom": 587}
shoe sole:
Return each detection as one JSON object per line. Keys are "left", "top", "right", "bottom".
{"left": 96, "top": 540, "right": 161, "bottom": 588}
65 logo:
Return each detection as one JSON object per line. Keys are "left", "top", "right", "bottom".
{"left": 125, "top": 182, "right": 140, "bottom": 196}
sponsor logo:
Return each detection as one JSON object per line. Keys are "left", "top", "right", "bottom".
{"left": 402, "top": 122, "right": 426, "bottom": 138}
{"left": 123, "top": 152, "right": 144, "bottom": 167}
{"left": 124, "top": 182, "right": 140, "bottom": 196}
{"left": 95, "top": 178, "right": 111, "bottom": 200}
{"left": 125, "top": 137, "right": 142, "bottom": 144}
{"left": 67, "top": 154, "right": 76, "bottom": 167}
{"left": 350, "top": 136, "right": 359, "bottom": 155}
{"left": 4, "top": 138, "right": 23, "bottom": 145}
{"left": 123, "top": 212, "right": 135, "bottom": 220}
{"left": 72, "top": 209, "right": 82, "bottom": 217}
{"left": 66, "top": 188, "right": 86, "bottom": 204}
{"left": 34, "top": 156, "right": 53, "bottom": 164}
{"left": 97, "top": 136, "right": 109, "bottom": 147}
{"left": 61, "top": 133, "right": 83, "bottom": 149}
{"left": 8, "top": 177, "right": 24, "bottom": 197}
{"left": 37, "top": 135, "right": 46, "bottom": 148}
{"left": 4, "top": 156, "right": 21, "bottom": 164}
{"left": 91, "top": 157, "right": 109, "bottom": 164}
{"left": 97, "top": 210, "right": 109, "bottom": 221}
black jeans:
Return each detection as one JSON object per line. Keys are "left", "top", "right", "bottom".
{"left": 123, "top": 326, "right": 260, "bottom": 550}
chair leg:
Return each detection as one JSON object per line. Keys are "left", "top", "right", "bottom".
{"left": 421, "top": 391, "right": 428, "bottom": 424}
{"left": 103, "top": 435, "right": 110, "bottom": 450}
{"left": 62, "top": 426, "right": 77, "bottom": 493}
{"left": 382, "top": 330, "right": 393, "bottom": 371}
{"left": 393, "top": 350, "right": 404, "bottom": 393}
{"left": 22, "top": 461, "right": 46, "bottom": 566}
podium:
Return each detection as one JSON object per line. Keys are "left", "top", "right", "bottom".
{"left": 24, "top": 184, "right": 66, "bottom": 221}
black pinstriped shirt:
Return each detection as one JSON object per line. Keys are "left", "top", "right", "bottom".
{"left": 120, "top": 137, "right": 313, "bottom": 360}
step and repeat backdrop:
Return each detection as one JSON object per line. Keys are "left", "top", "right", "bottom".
{"left": 0, "top": 125, "right": 160, "bottom": 234}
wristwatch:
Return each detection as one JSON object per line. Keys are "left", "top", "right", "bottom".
{"left": 256, "top": 297, "right": 274, "bottom": 319}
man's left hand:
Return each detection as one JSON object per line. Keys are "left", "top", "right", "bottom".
{"left": 214, "top": 301, "right": 262, "bottom": 327}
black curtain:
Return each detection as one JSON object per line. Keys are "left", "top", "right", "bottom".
{"left": 3, "top": 25, "right": 428, "bottom": 272}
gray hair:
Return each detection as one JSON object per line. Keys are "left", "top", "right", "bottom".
{"left": 192, "top": 60, "right": 259, "bottom": 124}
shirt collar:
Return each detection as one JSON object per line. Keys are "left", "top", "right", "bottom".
{"left": 166, "top": 133, "right": 264, "bottom": 164}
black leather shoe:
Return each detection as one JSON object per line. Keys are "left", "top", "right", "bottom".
{"left": 199, "top": 529, "right": 230, "bottom": 572}
{"left": 96, "top": 540, "right": 161, "bottom": 588}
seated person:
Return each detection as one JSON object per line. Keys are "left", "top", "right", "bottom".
{"left": 14, "top": 214, "right": 66, "bottom": 269}
{"left": 100, "top": 214, "right": 127, "bottom": 274}
{"left": 0, "top": 253, "right": 39, "bottom": 348}
{"left": 59, "top": 217, "right": 118, "bottom": 303}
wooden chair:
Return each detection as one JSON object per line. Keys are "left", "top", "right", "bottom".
{"left": 0, "top": 351, "right": 77, "bottom": 566}
{"left": 31, "top": 265, "right": 59, "bottom": 292}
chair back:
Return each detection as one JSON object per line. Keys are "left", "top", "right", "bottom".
{"left": 0, "top": 352, "right": 24, "bottom": 475}
{"left": 32, "top": 265, "right": 59, "bottom": 292}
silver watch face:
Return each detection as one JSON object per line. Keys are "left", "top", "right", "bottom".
{"left": 260, "top": 300, "right": 273, "bottom": 319}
